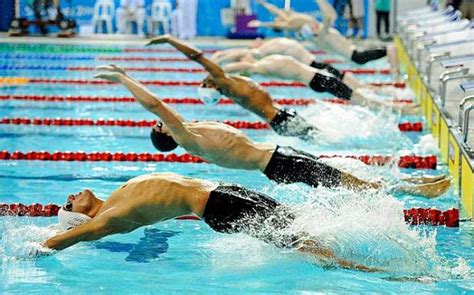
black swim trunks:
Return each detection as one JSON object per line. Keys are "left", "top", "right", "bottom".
{"left": 351, "top": 47, "right": 387, "bottom": 65}
{"left": 264, "top": 146, "right": 342, "bottom": 188}
{"left": 269, "top": 108, "right": 319, "bottom": 138}
{"left": 202, "top": 185, "right": 297, "bottom": 247}
{"left": 309, "top": 60, "right": 344, "bottom": 80}
{"left": 309, "top": 73, "right": 353, "bottom": 100}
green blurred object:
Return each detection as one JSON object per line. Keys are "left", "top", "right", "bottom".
{"left": 376, "top": 0, "right": 391, "bottom": 12}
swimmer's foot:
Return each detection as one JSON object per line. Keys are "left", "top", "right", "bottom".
{"left": 402, "top": 174, "right": 447, "bottom": 184}
{"left": 397, "top": 178, "right": 451, "bottom": 198}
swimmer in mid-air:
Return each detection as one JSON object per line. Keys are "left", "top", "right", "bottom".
{"left": 250, "top": 0, "right": 399, "bottom": 74}
{"left": 94, "top": 64, "right": 450, "bottom": 198}
{"left": 146, "top": 34, "right": 318, "bottom": 139}
{"left": 211, "top": 37, "right": 363, "bottom": 90}
{"left": 43, "top": 172, "right": 381, "bottom": 272}
{"left": 220, "top": 54, "right": 412, "bottom": 112}
{"left": 248, "top": 0, "right": 319, "bottom": 32}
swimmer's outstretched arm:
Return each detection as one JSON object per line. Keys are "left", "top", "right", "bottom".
{"left": 147, "top": 35, "right": 227, "bottom": 83}
{"left": 95, "top": 65, "right": 195, "bottom": 144}
{"left": 248, "top": 20, "right": 288, "bottom": 29}
{"left": 256, "top": 0, "right": 288, "bottom": 18}
{"left": 315, "top": 0, "right": 336, "bottom": 29}
{"left": 44, "top": 214, "right": 118, "bottom": 250}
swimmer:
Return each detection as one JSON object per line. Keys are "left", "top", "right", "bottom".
{"left": 211, "top": 37, "right": 362, "bottom": 89}
{"left": 147, "top": 34, "right": 317, "bottom": 139}
{"left": 221, "top": 54, "right": 413, "bottom": 112}
{"left": 247, "top": 0, "right": 319, "bottom": 32}
{"left": 95, "top": 64, "right": 450, "bottom": 198}
{"left": 42, "top": 172, "right": 382, "bottom": 272}
{"left": 252, "top": 0, "right": 400, "bottom": 75}
{"left": 312, "top": 0, "right": 399, "bottom": 74}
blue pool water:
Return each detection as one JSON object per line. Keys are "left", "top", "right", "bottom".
{"left": 1, "top": 41, "right": 473, "bottom": 293}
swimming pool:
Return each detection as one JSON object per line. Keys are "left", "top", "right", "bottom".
{"left": 1, "top": 40, "right": 473, "bottom": 293}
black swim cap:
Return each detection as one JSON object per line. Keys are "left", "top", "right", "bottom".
{"left": 150, "top": 125, "right": 178, "bottom": 152}
{"left": 272, "top": 27, "right": 283, "bottom": 33}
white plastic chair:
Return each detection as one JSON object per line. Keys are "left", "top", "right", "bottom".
{"left": 148, "top": 0, "right": 172, "bottom": 35}
{"left": 116, "top": 6, "right": 146, "bottom": 35}
{"left": 92, "top": 0, "right": 115, "bottom": 34}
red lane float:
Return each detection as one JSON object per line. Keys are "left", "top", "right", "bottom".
{"left": 25, "top": 78, "right": 406, "bottom": 88}
{"left": 67, "top": 66, "right": 392, "bottom": 75}
{"left": 0, "top": 203, "right": 459, "bottom": 227}
{"left": 0, "top": 117, "right": 424, "bottom": 132}
{"left": 0, "top": 117, "right": 270, "bottom": 129}
{"left": 0, "top": 151, "right": 437, "bottom": 169}
{"left": 403, "top": 208, "right": 459, "bottom": 227}
{"left": 0, "top": 94, "right": 414, "bottom": 105}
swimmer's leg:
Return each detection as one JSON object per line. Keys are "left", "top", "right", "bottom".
{"left": 351, "top": 89, "right": 420, "bottom": 115}
{"left": 394, "top": 178, "right": 451, "bottom": 199}
{"left": 401, "top": 174, "right": 447, "bottom": 184}
{"left": 341, "top": 72, "right": 364, "bottom": 90}
{"left": 296, "top": 238, "right": 383, "bottom": 272}
{"left": 387, "top": 44, "right": 400, "bottom": 76}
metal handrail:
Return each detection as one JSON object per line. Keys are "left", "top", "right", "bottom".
{"left": 439, "top": 68, "right": 471, "bottom": 107}
{"left": 426, "top": 51, "right": 450, "bottom": 84}
{"left": 459, "top": 95, "right": 474, "bottom": 131}
{"left": 462, "top": 104, "right": 474, "bottom": 144}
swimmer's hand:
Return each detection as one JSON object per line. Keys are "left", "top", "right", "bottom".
{"left": 27, "top": 242, "right": 54, "bottom": 257}
{"left": 95, "top": 64, "right": 126, "bottom": 75}
{"left": 146, "top": 34, "right": 171, "bottom": 46}
{"left": 94, "top": 65, "right": 127, "bottom": 83}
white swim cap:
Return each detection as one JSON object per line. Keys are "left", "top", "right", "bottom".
{"left": 58, "top": 207, "right": 91, "bottom": 231}
{"left": 299, "top": 23, "right": 315, "bottom": 40}
{"left": 197, "top": 86, "right": 221, "bottom": 105}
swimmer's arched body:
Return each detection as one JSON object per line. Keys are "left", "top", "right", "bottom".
{"left": 221, "top": 54, "right": 411, "bottom": 112}
{"left": 42, "top": 173, "right": 381, "bottom": 272}
{"left": 94, "top": 65, "right": 450, "bottom": 198}
{"left": 211, "top": 37, "right": 362, "bottom": 88}
{"left": 251, "top": 0, "right": 399, "bottom": 75}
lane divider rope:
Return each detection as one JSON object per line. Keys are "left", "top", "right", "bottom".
{"left": 0, "top": 54, "right": 337, "bottom": 63}
{"left": 0, "top": 94, "right": 414, "bottom": 105}
{"left": 0, "top": 117, "right": 424, "bottom": 132}
{"left": 0, "top": 65, "right": 392, "bottom": 75}
{"left": 0, "top": 46, "right": 327, "bottom": 54}
{"left": 0, "top": 203, "right": 459, "bottom": 227}
{"left": 0, "top": 151, "right": 437, "bottom": 169}
{"left": 10, "top": 78, "right": 406, "bottom": 88}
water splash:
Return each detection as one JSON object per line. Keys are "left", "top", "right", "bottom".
{"left": 299, "top": 103, "right": 411, "bottom": 150}
{"left": 202, "top": 184, "right": 471, "bottom": 279}
{"left": 1, "top": 218, "right": 58, "bottom": 259}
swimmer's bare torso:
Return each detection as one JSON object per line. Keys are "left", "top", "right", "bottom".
{"left": 224, "top": 55, "right": 320, "bottom": 84}
{"left": 252, "top": 38, "right": 314, "bottom": 64}
{"left": 177, "top": 121, "right": 275, "bottom": 171}
{"left": 98, "top": 173, "right": 216, "bottom": 228}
